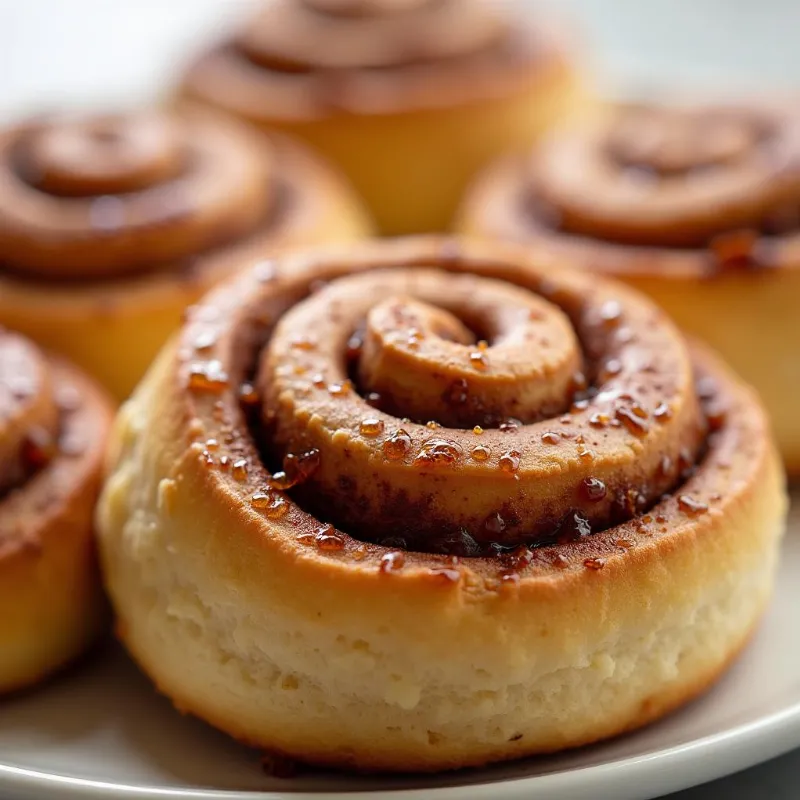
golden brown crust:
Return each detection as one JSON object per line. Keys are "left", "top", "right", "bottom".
{"left": 0, "top": 331, "right": 114, "bottom": 694}
{"left": 97, "top": 236, "right": 786, "bottom": 771}
{"left": 458, "top": 101, "right": 800, "bottom": 471}
{"left": 0, "top": 110, "right": 371, "bottom": 399}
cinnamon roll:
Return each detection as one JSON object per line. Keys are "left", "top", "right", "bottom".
{"left": 97, "top": 237, "right": 786, "bottom": 771}
{"left": 179, "top": 0, "right": 584, "bottom": 234}
{"left": 458, "top": 101, "right": 800, "bottom": 473}
{"left": 0, "top": 328, "right": 113, "bottom": 694}
{"left": 0, "top": 109, "right": 371, "bottom": 400}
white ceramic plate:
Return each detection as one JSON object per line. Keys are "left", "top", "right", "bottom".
{"left": 0, "top": 498, "right": 799, "bottom": 800}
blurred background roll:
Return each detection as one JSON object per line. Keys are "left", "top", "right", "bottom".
{"left": 179, "top": 0, "right": 586, "bottom": 235}
{"left": 0, "top": 108, "right": 371, "bottom": 399}
{"left": 458, "top": 99, "right": 800, "bottom": 472}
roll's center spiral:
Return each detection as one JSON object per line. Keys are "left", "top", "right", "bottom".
{"left": 20, "top": 113, "right": 184, "bottom": 197}
{"left": 254, "top": 266, "right": 704, "bottom": 552}
{"left": 356, "top": 283, "right": 582, "bottom": 427}
{"left": 0, "top": 331, "right": 58, "bottom": 494}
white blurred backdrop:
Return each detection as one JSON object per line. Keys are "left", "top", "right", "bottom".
{"left": 0, "top": 0, "right": 798, "bottom": 121}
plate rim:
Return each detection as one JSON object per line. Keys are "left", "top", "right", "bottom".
{"left": 1, "top": 697, "right": 799, "bottom": 800}
{"left": 5, "top": 524, "right": 799, "bottom": 800}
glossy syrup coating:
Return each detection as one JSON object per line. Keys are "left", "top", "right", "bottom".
{"left": 257, "top": 266, "right": 703, "bottom": 548}
{"left": 173, "top": 237, "right": 759, "bottom": 570}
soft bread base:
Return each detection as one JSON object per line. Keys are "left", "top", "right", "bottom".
{"left": 97, "top": 345, "right": 786, "bottom": 772}
{"left": 0, "top": 535, "right": 106, "bottom": 695}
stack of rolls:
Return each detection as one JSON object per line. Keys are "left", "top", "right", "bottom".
{"left": 458, "top": 100, "right": 800, "bottom": 472}
{"left": 0, "top": 107, "right": 371, "bottom": 399}
{"left": 0, "top": 328, "right": 113, "bottom": 694}
{"left": 96, "top": 236, "right": 786, "bottom": 771}
{"left": 179, "top": 0, "right": 585, "bottom": 234}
